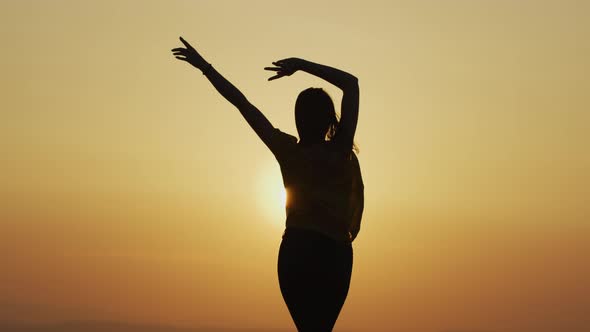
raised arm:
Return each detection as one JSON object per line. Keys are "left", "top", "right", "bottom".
{"left": 172, "top": 37, "right": 275, "bottom": 147}
{"left": 265, "top": 58, "right": 360, "bottom": 150}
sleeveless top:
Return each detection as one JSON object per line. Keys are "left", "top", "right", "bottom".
{"left": 268, "top": 128, "right": 364, "bottom": 243}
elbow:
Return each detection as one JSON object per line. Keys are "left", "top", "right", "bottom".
{"left": 344, "top": 76, "right": 359, "bottom": 92}
{"left": 347, "top": 73, "right": 358, "bottom": 87}
{"left": 234, "top": 95, "right": 251, "bottom": 110}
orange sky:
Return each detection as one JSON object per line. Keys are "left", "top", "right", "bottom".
{"left": 1, "top": 1, "right": 589, "bottom": 331}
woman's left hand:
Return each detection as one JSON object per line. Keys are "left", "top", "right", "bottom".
{"left": 264, "top": 58, "right": 303, "bottom": 81}
{"left": 171, "top": 36, "right": 208, "bottom": 70}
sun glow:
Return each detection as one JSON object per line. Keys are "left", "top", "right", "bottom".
{"left": 257, "top": 162, "right": 287, "bottom": 227}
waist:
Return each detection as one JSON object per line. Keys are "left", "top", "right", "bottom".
{"left": 283, "top": 225, "right": 352, "bottom": 246}
{"left": 286, "top": 212, "right": 351, "bottom": 242}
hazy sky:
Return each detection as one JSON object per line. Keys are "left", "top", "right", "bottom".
{"left": 1, "top": 1, "right": 589, "bottom": 331}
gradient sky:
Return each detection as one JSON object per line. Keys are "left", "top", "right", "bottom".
{"left": 1, "top": 1, "right": 589, "bottom": 331}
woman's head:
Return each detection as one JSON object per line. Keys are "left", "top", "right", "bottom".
{"left": 295, "top": 88, "right": 338, "bottom": 142}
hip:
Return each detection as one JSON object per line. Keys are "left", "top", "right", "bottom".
{"left": 280, "top": 227, "right": 352, "bottom": 258}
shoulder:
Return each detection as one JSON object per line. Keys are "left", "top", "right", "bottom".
{"left": 325, "top": 140, "right": 358, "bottom": 162}
{"left": 272, "top": 128, "right": 298, "bottom": 144}
{"left": 268, "top": 128, "right": 298, "bottom": 159}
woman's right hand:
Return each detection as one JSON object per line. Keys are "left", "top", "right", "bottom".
{"left": 264, "top": 58, "right": 304, "bottom": 81}
{"left": 171, "top": 36, "right": 209, "bottom": 71}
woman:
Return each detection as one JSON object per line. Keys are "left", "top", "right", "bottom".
{"left": 172, "top": 36, "right": 364, "bottom": 331}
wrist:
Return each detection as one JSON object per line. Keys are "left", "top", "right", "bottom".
{"left": 201, "top": 63, "right": 213, "bottom": 75}
{"left": 296, "top": 58, "right": 308, "bottom": 70}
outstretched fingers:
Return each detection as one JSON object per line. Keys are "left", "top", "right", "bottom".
{"left": 171, "top": 47, "right": 187, "bottom": 61}
{"left": 264, "top": 66, "right": 286, "bottom": 81}
{"left": 179, "top": 36, "right": 194, "bottom": 49}
{"left": 270, "top": 60, "right": 297, "bottom": 74}
{"left": 171, "top": 44, "right": 186, "bottom": 56}
{"left": 268, "top": 73, "right": 286, "bottom": 81}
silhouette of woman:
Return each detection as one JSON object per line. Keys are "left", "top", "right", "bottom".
{"left": 172, "top": 37, "right": 364, "bottom": 332}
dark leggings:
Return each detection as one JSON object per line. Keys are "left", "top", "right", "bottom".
{"left": 278, "top": 227, "right": 353, "bottom": 332}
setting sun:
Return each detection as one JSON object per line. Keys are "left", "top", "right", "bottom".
{"left": 257, "top": 161, "right": 287, "bottom": 226}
